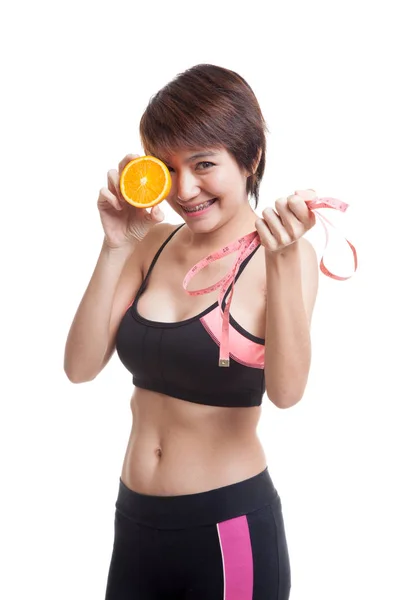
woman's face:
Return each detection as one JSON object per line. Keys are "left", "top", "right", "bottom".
{"left": 154, "top": 146, "right": 252, "bottom": 232}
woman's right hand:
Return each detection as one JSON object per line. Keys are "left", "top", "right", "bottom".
{"left": 97, "top": 154, "right": 165, "bottom": 249}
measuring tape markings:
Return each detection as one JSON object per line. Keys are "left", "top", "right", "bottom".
{"left": 183, "top": 197, "right": 358, "bottom": 366}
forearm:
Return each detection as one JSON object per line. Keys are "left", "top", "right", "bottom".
{"left": 64, "top": 239, "right": 136, "bottom": 381}
{"left": 264, "top": 242, "right": 311, "bottom": 408}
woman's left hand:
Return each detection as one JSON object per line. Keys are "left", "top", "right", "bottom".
{"left": 255, "top": 189, "right": 317, "bottom": 253}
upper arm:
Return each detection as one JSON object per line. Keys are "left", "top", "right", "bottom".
{"left": 100, "top": 223, "right": 176, "bottom": 370}
{"left": 299, "top": 237, "right": 319, "bottom": 326}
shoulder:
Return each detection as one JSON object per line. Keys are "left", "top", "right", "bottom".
{"left": 143, "top": 222, "right": 180, "bottom": 247}
{"left": 137, "top": 222, "right": 182, "bottom": 275}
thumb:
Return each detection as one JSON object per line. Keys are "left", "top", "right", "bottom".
{"left": 295, "top": 189, "right": 317, "bottom": 200}
{"left": 149, "top": 204, "right": 165, "bottom": 223}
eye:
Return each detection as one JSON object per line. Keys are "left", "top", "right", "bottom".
{"left": 165, "top": 161, "right": 215, "bottom": 173}
{"left": 197, "top": 161, "right": 215, "bottom": 170}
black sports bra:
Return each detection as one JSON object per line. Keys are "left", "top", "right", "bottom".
{"left": 115, "top": 224, "right": 265, "bottom": 407}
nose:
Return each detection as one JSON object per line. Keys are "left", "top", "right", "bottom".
{"left": 175, "top": 169, "right": 201, "bottom": 202}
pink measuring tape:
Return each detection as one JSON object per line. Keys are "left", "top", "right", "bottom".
{"left": 183, "top": 196, "right": 358, "bottom": 367}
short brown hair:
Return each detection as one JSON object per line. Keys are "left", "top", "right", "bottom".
{"left": 139, "top": 64, "right": 269, "bottom": 207}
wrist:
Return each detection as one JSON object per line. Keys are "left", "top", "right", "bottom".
{"left": 102, "top": 237, "right": 137, "bottom": 257}
{"left": 265, "top": 240, "right": 299, "bottom": 261}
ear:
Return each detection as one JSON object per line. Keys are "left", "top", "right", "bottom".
{"left": 243, "top": 148, "right": 263, "bottom": 178}
{"left": 250, "top": 147, "right": 262, "bottom": 176}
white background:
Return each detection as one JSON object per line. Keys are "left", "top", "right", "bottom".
{"left": 1, "top": 0, "right": 399, "bottom": 598}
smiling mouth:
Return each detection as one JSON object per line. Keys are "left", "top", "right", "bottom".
{"left": 182, "top": 199, "right": 217, "bottom": 213}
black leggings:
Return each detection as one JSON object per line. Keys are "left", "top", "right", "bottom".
{"left": 104, "top": 468, "right": 291, "bottom": 599}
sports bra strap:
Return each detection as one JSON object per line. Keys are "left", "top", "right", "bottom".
{"left": 142, "top": 223, "right": 258, "bottom": 292}
{"left": 222, "top": 245, "right": 260, "bottom": 307}
{"left": 139, "top": 223, "right": 185, "bottom": 291}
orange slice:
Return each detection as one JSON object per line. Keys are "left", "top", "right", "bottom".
{"left": 120, "top": 156, "right": 172, "bottom": 208}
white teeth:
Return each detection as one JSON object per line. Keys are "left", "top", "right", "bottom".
{"left": 184, "top": 199, "right": 215, "bottom": 213}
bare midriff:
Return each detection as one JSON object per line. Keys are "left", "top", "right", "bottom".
{"left": 120, "top": 387, "right": 267, "bottom": 496}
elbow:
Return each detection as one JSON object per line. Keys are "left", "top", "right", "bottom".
{"left": 265, "top": 368, "right": 310, "bottom": 409}
{"left": 64, "top": 360, "right": 98, "bottom": 384}
{"left": 269, "top": 393, "right": 304, "bottom": 409}
{"left": 266, "top": 382, "right": 306, "bottom": 409}
{"left": 64, "top": 369, "right": 96, "bottom": 384}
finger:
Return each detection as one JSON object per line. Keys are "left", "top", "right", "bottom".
{"left": 274, "top": 197, "right": 301, "bottom": 237}
{"left": 118, "top": 154, "right": 141, "bottom": 176}
{"left": 262, "top": 206, "right": 292, "bottom": 246}
{"left": 150, "top": 203, "right": 165, "bottom": 222}
{"left": 98, "top": 187, "right": 122, "bottom": 211}
{"left": 294, "top": 189, "right": 317, "bottom": 201}
{"left": 107, "top": 169, "right": 123, "bottom": 199}
{"left": 287, "top": 194, "right": 314, "bottom": 225}
{"left": 255, "top": 217, "right": 279, "bottom": 251}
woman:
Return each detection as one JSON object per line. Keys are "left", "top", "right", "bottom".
{"left": 64, "top": 64, "right": 319, "bottom": 599}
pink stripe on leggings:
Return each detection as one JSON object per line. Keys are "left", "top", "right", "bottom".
{"left": 217, "top": 515, "right": 253, "bottom": 599}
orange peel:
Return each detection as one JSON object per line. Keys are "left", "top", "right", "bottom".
{"left": 120, "top": 156, "right": 171, "bottom": 208}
